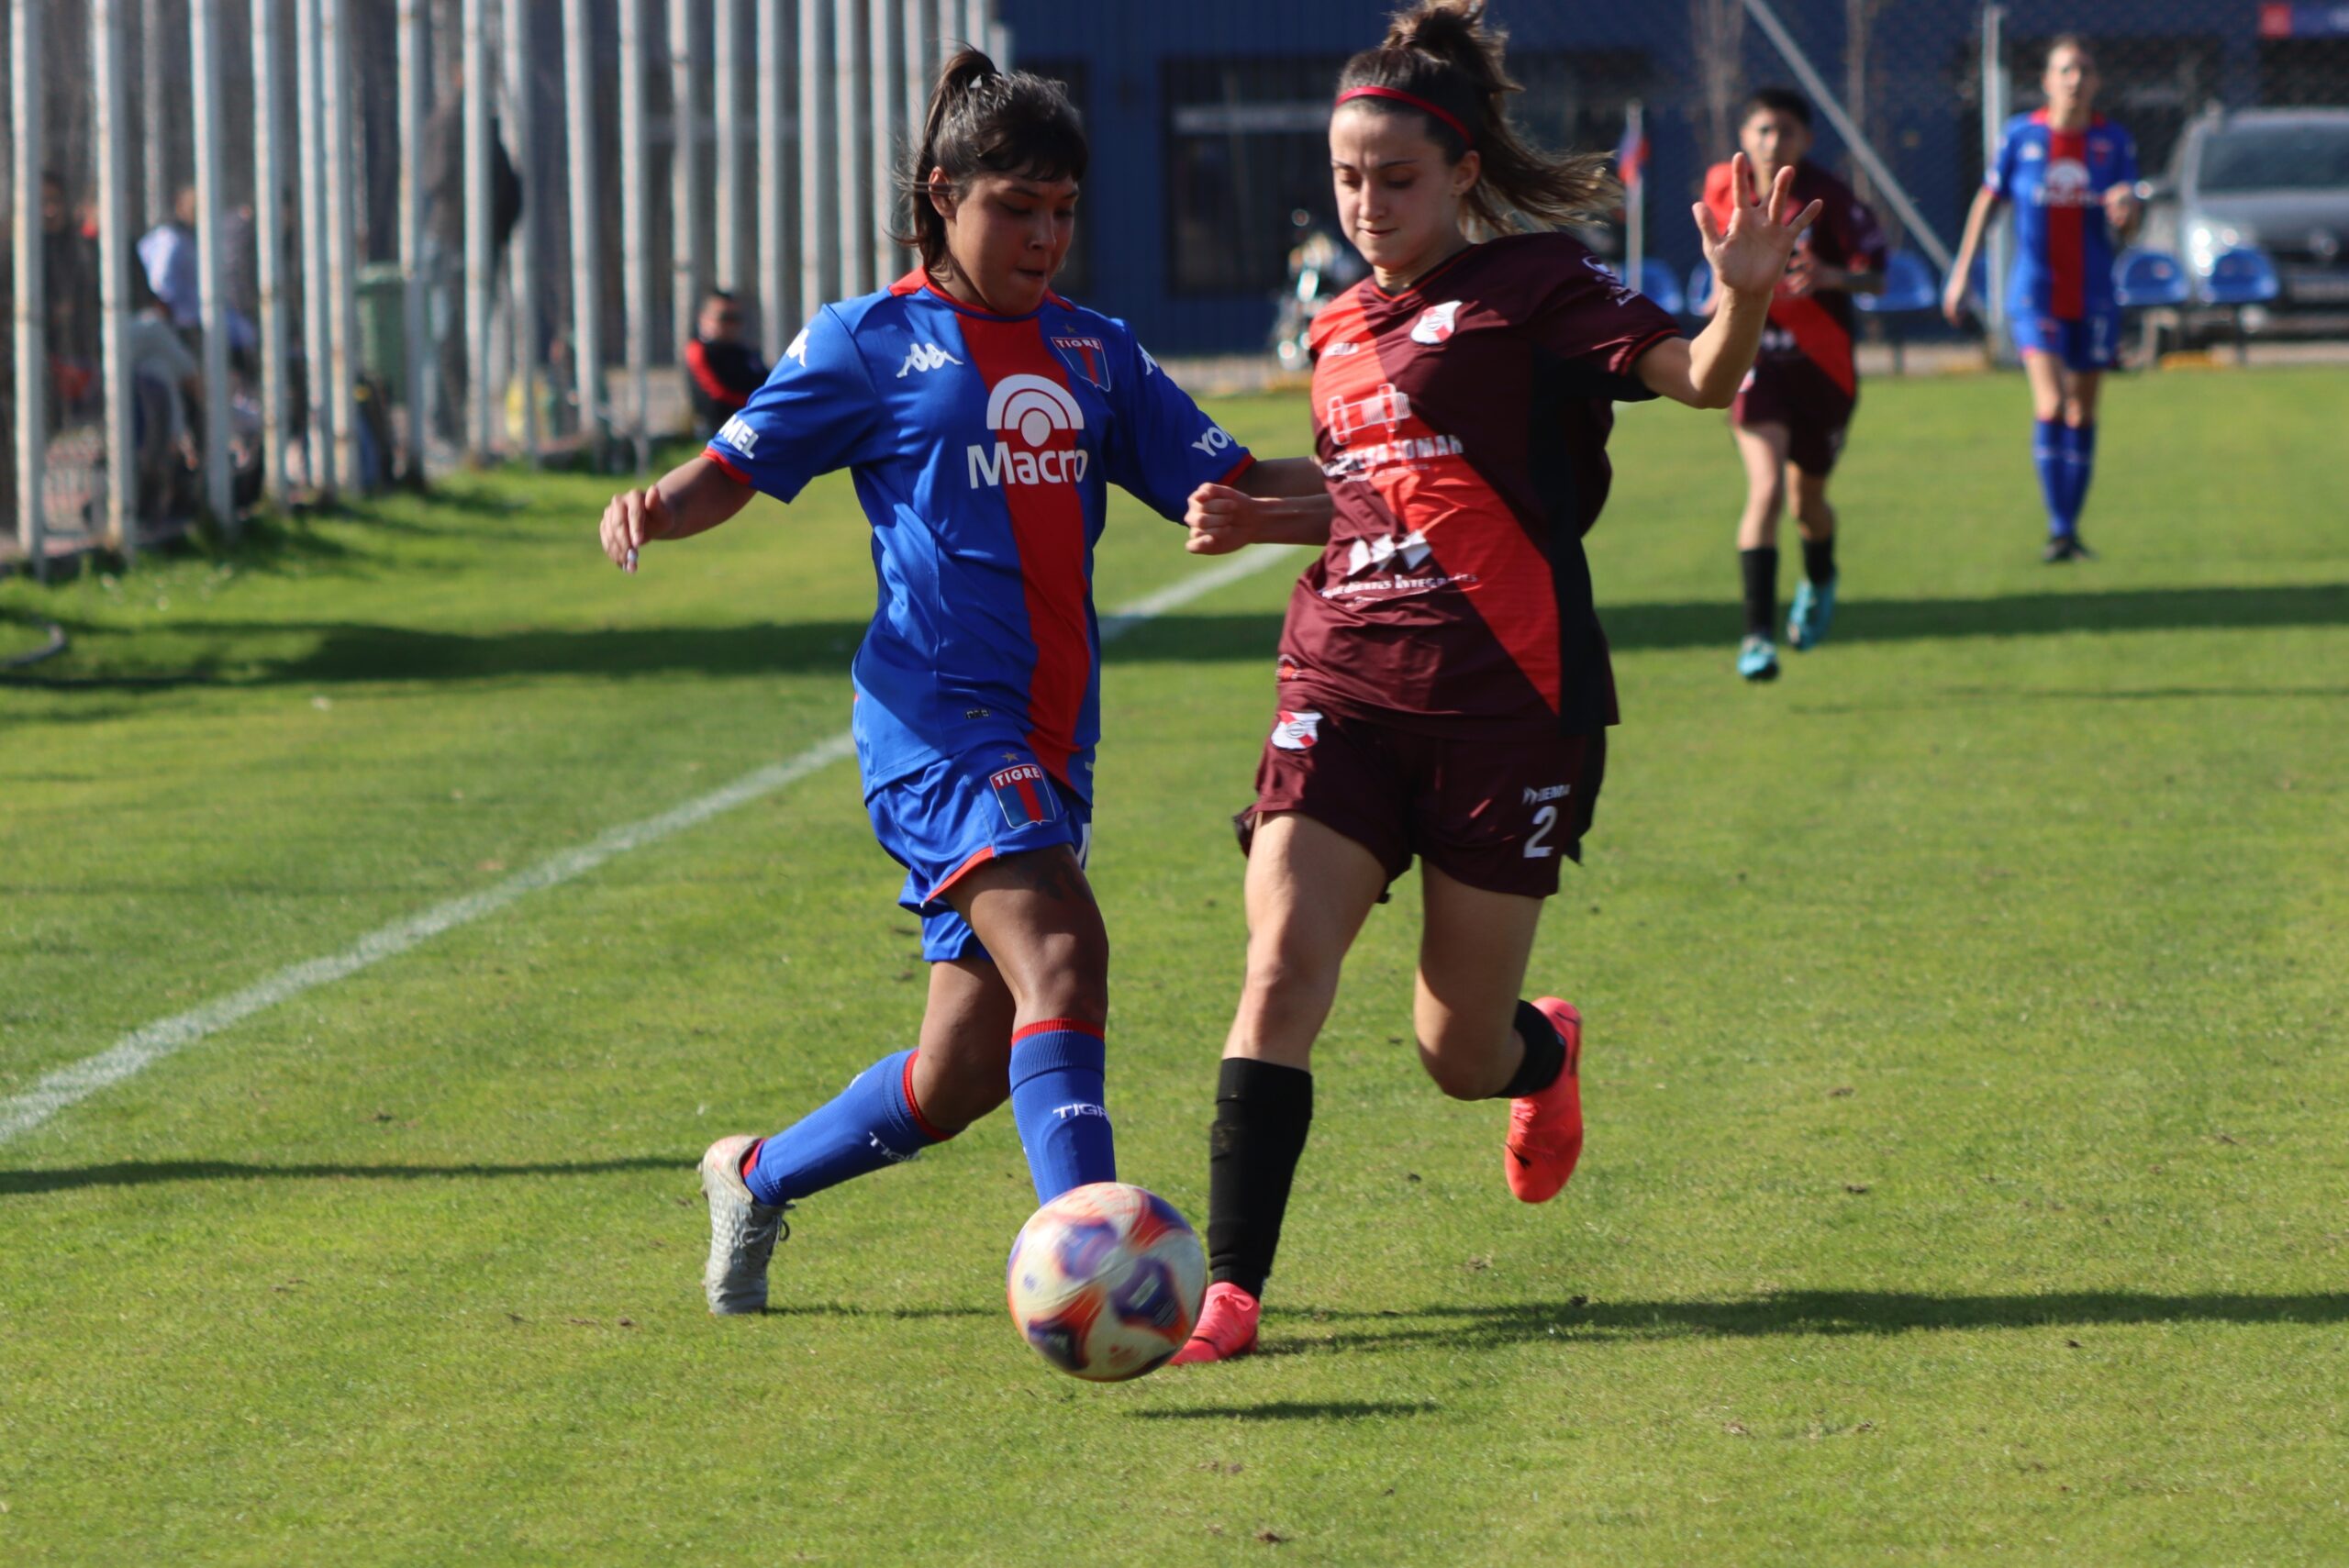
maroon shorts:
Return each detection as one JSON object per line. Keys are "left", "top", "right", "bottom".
{"left": 1733, "top": 357, "right": 1857, "bottom": 476}
{"left": 1239, "top": 703, "right": 1605, "bottom": 900}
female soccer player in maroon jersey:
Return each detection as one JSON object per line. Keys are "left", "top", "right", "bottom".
{"left": 1169, "top": 0, "right": 1820, "bottom": 1364}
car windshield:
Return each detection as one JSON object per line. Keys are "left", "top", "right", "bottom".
{"left": 2198, "top": 125, "right": 2349, "bottom": 193}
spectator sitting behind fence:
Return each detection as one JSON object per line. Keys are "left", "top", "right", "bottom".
{"left": 125, "top": 266, "right": 207, "bottom": 517}
{"left": 137, "top": 183, "right": 258, "bottom": 364}
{"left": 683, "top": 290, "right": 768, "bottom": 439}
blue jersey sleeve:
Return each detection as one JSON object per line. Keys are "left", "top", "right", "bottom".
{"left": 1986, "top": 119, "right": 2026, "bottom": 200}
{"left": 1099, "top": 334, "right": 1253, "bottom": 522}
{"left": 704, "top": 306, "right": 887, "bottom": 501}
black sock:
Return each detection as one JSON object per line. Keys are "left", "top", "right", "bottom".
{"left": 1740, "top": 546, "right": 1778, "bottom": 639}
{"left": 1495, "top": 1000, "right": 1566, "bottom": 1098}
{"left": 1801, "top": 534, "right": 1837, "bottom": 586}
{"left": 1205, "top": 1058, "right": 1313, "bottom": 1298}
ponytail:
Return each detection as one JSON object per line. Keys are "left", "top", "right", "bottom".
{"left": 897, "top": 49, "right": 1088, "bottom": 277}
{"left": 1337, "top": 1, "right": 1615, "bottom": 233}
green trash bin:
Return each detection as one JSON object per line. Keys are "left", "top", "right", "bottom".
{"left": 355, "top": 261, "right": 409, "bottom": 402}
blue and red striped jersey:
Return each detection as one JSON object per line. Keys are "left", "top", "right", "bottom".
{"left": 707, "top": 271, "right": 1252, "bottom": 800}
{"left": 1987, "top": 110, "right": 2140, "bottom": 321}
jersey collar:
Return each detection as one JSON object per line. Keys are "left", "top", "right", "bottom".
{"left": 891, "top": 268, "right": 1066, "bottom": 321}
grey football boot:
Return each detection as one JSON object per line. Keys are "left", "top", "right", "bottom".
{"left": 700, "top": 1134, "right": 789, "bottom": 1315}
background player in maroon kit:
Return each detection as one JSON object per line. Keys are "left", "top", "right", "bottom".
{"left": 1702, "top": 88, "right": 1887, "bottom": 682}
{"left": 1168, "top": 0, "right": 1821, "bottom": 1364}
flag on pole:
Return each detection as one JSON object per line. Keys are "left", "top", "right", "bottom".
{"left": 1615, "top": 113, "right": 1649, "bottom": 189}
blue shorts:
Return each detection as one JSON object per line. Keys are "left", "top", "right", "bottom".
{"left": 2009, "top": 306, "right": 2122, "bottom": 372}
{"left": 866, "top": 745, "right": 1092, "bottom": 963}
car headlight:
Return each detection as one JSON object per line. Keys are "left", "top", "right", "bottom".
{"left": 2188, "top": 221, "right": 2243, "bottom": 273}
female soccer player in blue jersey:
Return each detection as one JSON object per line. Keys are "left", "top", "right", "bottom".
{"left": 1163, "top": 0, "right": 1820, "bottom": 1364}
{"left": 596, "top": 53, "right": 1326, "bottom": 1315}
{"left": 1945, "top": 35, "right": 2141, "bottom": 562}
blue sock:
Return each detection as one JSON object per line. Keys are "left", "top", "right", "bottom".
{"left": 1008, "top": 1021, "right": 1116, "bottom": 1204}
{"left": 744, "top": 1049, "right": 944, "bottom": 1207}
{"left": 2063, "top": 421, "right": 2098, "bottom": 525}
{"left": 2034, "top": 418, "right": 2072, "bottom": 538}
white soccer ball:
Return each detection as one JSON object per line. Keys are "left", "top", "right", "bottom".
{"left": 1006, "top": 1182, "right": 1207, "bottom": 1382}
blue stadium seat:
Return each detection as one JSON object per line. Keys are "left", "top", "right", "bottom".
{"left": 1634, "top": 259, "right": 1687, "bottom": 316}
{"left": 1854, "top": 250, "right": 1938, "bottom": 374}
{"left": 1687, "top": 261, "right": 1715, "bottom": 315}
{"left": 2112, "top": 248, "right": 2189, "bottom": 309}
{"left": 2199, "top": 246, "right": 2280, "bottom": 307}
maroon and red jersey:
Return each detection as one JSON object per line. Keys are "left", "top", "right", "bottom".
{"left": 1280, "top": 232, "right": 1681, "bottom": 739}
{"left": 1702, "top": 159, "right": 1887, "bottom": 396}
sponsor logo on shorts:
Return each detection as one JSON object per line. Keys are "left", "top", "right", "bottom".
{"left": 1271, "top": 709, "right": 1322, "bottom": 751}
{"left": 989, "top": 762, "right": 1060, "bottom": 828}
{"left": 1523, "top": 783, "right": 1572, "bottom": 805}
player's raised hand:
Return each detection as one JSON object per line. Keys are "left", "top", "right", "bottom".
{"left": 1694, "top": 152, "right": 1823, "bottom": 300}
{"left": 599, "top": 483, "right": 672, "bottom": 572}
{"left": 1184, "top": 482, "right": 1259, "bottom": 555}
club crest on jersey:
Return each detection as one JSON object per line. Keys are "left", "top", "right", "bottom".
{"left": 1410, "top": 300, "right": 1463, "bottom": 344}
{"left": 988, "top": 761, "right": 1060, "bottom": 828}
{"left": 1270, "top": 709, "right": 1322, "bottom": 751}
{"left": 1051, "top": 335, "right": 1112, "bottom": 391}
{"left": 967, "top": 374, "right": 1090, "bottom": 488}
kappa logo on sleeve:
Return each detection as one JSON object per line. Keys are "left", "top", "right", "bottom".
{"left": 784, "top": 325, "right": 810, "bottom": 364}
{"left": 1270, "top": 709, "right": 1323, "bottom": 751}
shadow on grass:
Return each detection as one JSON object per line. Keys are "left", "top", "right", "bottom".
{"left": 9, "top": 583, "right": 2343, "bottom": 693}
{"left": 0, "top": 1157, "right": 686, "bottom": 1195}
{"left": 1260, "top": 1291, "right": 2349, "bottom": 1353}
{"left": 1129, "top": 1400, "right": 1441, "bottom": 1421}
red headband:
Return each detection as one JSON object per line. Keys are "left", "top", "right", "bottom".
{"left": 1335, "top": 84, "right": 1475, "bottom": 148}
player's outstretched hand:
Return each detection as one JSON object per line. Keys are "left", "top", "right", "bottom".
{"left": 1693, "top": 151, "right": 1823, "bottom": 301}
{"left": 1185, "top": 483, "right": 1259, "bottom": 555}
{"left": 599, "top": 484, "right": 672, "bottom": 572}
{"left": 1941, "top": 275, "right": 1971, "bottom": 328}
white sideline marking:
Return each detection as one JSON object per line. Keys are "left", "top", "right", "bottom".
{"left": 0, "top": 546, "right": 1303, "bottom": 1148}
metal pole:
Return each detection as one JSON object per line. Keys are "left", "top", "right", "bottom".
{"left": 295, "top": 0, "right": 333, "bottom": 493}
{"left": 462, "top": 0, "right": 492, "bottom": 459}
{"left": 1625, "top": 99, "right": 1644, "bottom": 295}
{"left": 322, "top": 0, "right": 359, "bottom": 487}
{"left": 562, "top": 0, "right": 605, "bottom": 469}
{"left": 619, "top": 0, "right": 650, "bottom": 470}
{"left": 397, "top": 0, "right": 429, "bottom": 482}
{"left": 190, "top": 0, "right": 235, "bottom": 528}
{"left": 759, "top": 0, "right": 790, "bottom": 349}
{"left": 143, "top": 0, "right": 170, "bottom": 225}
{"left": 902, "top": 0, "right": 930, "bottom": 157}
{"left": 837, "top": 0, "right": 870, "bottom": 294}
{"left": 670, "top": 0, "right": 704, "bottom": 354}
{"left": 871, "top": 0, "right": 901, "bottom": 281}
{"left": 1742, "top": 0, "right": 1953, "bottom": 271}
{"left": 715, "top": 0, "right": 742, "bottom": 294}
{"left": 796, "top": 0, "right": 831, "bottom": 338}
{"left": 252, "top": 0, "right": 290, "bottom": 501}
{"left": 95, "top": 0, "right": 139, "bottom": 551}
{"left": 960, "top": 0, "right": 982, "bottom": 55}
{"left": 504, "top": 0, "right": 539, "bottom": 462}
{"left": 10, "top": 0, "right": 47, "bottom": 575}
{"left": 1982, "top": 5, "right": 2011, "bottom": 354}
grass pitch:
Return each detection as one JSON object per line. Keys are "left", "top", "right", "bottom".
{"left": 3, "top": 369, "right": 2345, "bottom": 1564}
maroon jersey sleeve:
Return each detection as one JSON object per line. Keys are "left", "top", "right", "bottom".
{"left": 1526, "top": 247, "right": 1684, "bottom": 384}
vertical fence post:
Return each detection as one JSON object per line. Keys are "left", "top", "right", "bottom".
{"left": 9, "top": 0, "right": 47, "bottom": 577}
{"left": 758, "top": 0, "right": 791, "bottom": 351}
{"left": 396, "top": 0, "right": 429, "bottom": 483}
{"left": 252, "top": 0, "right": 291, "bottom": 501}
{"left": 796, "top": 0, "right": 831, "bottom": 343}
{"left": 716, "top": 0, "right": 742, "bottom": 297}
{"left": 463, "top": 0, "right": 493, "bottom": 459}
{"left": 562, "top": 0, "right": 605, "bottom": 469}
{"left": 191, "top": 0, "right": 235, "bottom": 529}
{"left": 505, "top": 0, "right": 540, "bottom": 462}
{"left": 836, "top": 0, "right": 870, "bottom": 294}
{"left": 671, "top": 0, "right": 704, "bottom": 355}
{"left": 95, "top": 0, "right": 139, "bottom": 552}
{"left": 902, "top": 0, "right": 930, "bottom": 159}
{"left": 321, "top": 0, "right": 357, "bottom": 488}
{"left": 871, "top": 0, "right": 901, "bottom": 281}
{"left": 143, "top": 0, "right": 171, "bottom": 224}
{"left": 620, "top": 0, "right": 650, "bottom": 469}
{"left": 1981, "top": 4, "right": 2010, "bottom": 359}
{"left": 295, "top": 0, "right": 334, "bottom": 495}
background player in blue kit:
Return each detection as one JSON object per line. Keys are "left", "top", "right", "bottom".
{"left": 594, "top": 52, "right": 1328, "bottom": 1314}
{"left": 1946, "top": 36, "right": 2141, "bottom": 562}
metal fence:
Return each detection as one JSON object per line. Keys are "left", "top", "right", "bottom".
{"left": 10, "top": 0, "right": 2349, "bottom": 577}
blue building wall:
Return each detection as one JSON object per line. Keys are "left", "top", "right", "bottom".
{"left": 996, "top": 0, "right": 2285, "bottom": 353}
